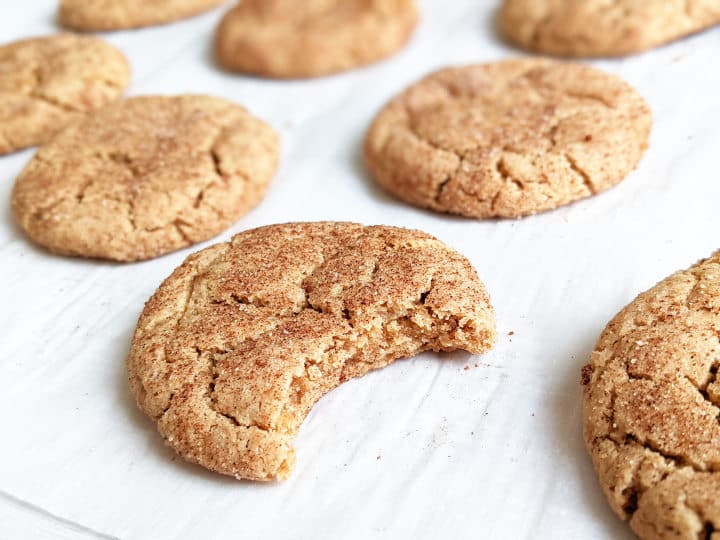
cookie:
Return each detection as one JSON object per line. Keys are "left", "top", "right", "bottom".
{"left": 582, "top": 252, "right": 720, "bottom": 539}
{"left": 364, "top": 59, "right": 652, "bottom": 219}
{"left": 127, "top": 222, "right": 497, "bottom": 481}
{"left": 215, "top": 0, "right": 419, "bottom": 78}
{"left": 58, "top": 0, "right": 226, "bottom": 31}
{"left": 499, "top": 0, "right": 720, "bottom": 57}
{"left": 11, "top": 95, "right": 278, "bottom": 262}
{"left": 0, "top": 33, "right": 129, "bottom": 155}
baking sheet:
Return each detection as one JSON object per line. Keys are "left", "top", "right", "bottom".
{"left": 1, "top": 1, "right": 719, "bottom": 538}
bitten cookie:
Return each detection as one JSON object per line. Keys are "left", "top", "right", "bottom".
{"left": 0, "top": 33, "right": 129, "bottom": 155}
{"left": 499, "top": 0, "right": 720, "bottom": 57}
{"left": 215, "top": 0, "right": 418, "bottom": 78}
{"left": 11, "top": 95, "right": 278, "bottom": 261}
{"left": 127, "top": 222, "right": 497, "bottom": 481}
{"left": 59, "top": 0, "right": 226, "bottom": 31}
{"left": 583, "top": 252, "right": 720, "bottom": 540}
{"left": 365, "top": 59, "right": 652, "bottom": 219}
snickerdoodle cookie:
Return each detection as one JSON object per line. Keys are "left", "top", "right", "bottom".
{"left": 582, "top": 252, "right": 720, "bottom": 539}
{"left": 11, "top": 95, "right": 278, "bottom": 261}
{"left": 0, "top": 33, "right": 129, "bottom": 155}
{"left": 499, "top": 0, "right": 720, "bottom": 57}
{"left": 127, "top": 222, "right": 496, "bottom": 481}
{"left": 365, "top": 59, "right": 651, "bottom": 218}
{"left": 215, "top": 0, "right": 419, "bottom": 78}
{"left": 59, "top": 0, "right": 226, "bottom": 31}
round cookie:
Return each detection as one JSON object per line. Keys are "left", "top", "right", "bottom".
{"left": 0, "top": 33, "right": 129, "bottom": 155}
{"left": 582, "top": 252, "right": 720, "bottom": 539}
{"left": 58, "top": 0, "right": 227, "bottom": 31}
{"left": 215, "top": 0, "right": 419, "bottom": 78}
{"left": 499, "top": 0, "right": 720, "bottom": 58}
{"left": 11, "top": 95, "right": 278, "bottom": 262}
{"left": 127, "top": 222, "right": 497, "bottom": 481}
{"left": 364, "top": 59, "right": 652, "bottom": 219}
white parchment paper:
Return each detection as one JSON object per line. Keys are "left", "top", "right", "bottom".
{"left": 1, "top": 1, "right": 719, "bottom": 538}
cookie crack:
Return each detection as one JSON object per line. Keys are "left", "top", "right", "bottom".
{"left": 23, "top": 63, "right": 81, "bottom": 114}
{"left": 28, "top": 90, "right": 79, "bottom": 114}
{"left": 626, "top": 433, "right": 690, "bottom": 471}
{"left": 189, "top": 129, "right": 247, "bottom": 218}
{"left": 208, "top": 350, "right": 241, "bottom": 427}
{"left": 688, "top": 366, "right": 720, "bottom": 416}
{"left": 701, "top": 522, "right": 716, "bottom": 540}
{"left": 564, "top": 152, "right": 595, "bottom": 193}
{"left": 209, "top": 147, "right": 226, "bottom": 182}
{"left": 172, "top": 219, "right": 193, "bottom": 244}
{"left": 30, "top": 197, "right": 69, "bottom": 221}
{"left": 563, "top": 91, "right": 615, "bottom": 110}
{"left": 204, "top": 321, "right": 287, "bottom": 431}
{"left": 592, "top": 434, "right": 684, "bottom": 518}
{"left": 496, "top": 155, "right": 524, "bottom": 191}
{"left": 433, "top": 159, "right": 464, "bottom": 204}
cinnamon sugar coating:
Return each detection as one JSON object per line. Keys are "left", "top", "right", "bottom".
{"left": 128, "top": 222, "right": 496, "bottom": 481}
{"left": 583, "top": 252, "right": 720, "bottom": 539}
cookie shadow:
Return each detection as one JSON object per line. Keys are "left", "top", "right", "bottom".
{"left": 548, "top": 333, "right": 635, "bottom": 539}
{"left": 2, "top": 196, "right": 28, "bottom": 246}
{"left": 350, "top": 140, "right": 396, "bottom": 205}
{"left": 0, "top": 155, "right": 53, "bottom": 258}
{"left": 202, "top": 25, "right": 229, "bottom": 76}
{"left": 485, "top": 5, "right": 508, "bottom": 49}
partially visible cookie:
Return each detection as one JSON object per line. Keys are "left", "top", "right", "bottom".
{"left": 11, "top": 95, "right": 278, "bottom": 261}
{"left": 365, "top": 59, "right": 652, "bottom": 219}
{"left": 0, "top": 33, "right": 129, "bottom": 155}
{"left": 59, "top": 0, "right": 226, "bottom": 31}
{"left": 583, "top": 252, "right": 720, "bottom": 539}
{"left": 499, "top": 0, "right": 720, "bottom": 57}
{"left": 215, "top": 0, "right": 419, "bottom": 78}
{"left": 127, "top": 222, "right": 497, "bottom": 481}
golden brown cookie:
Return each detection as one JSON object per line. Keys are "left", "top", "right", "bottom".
{"left": 127, "top": 222, "right": 497, "bottom": 481}
{"left": 582, "top": 252, "right": 720, "bottom": 539}
{"left": 364, "top": 59, "right": 652, "bottom": 219}
{"left": 58, "top": 0, "right": 226, "bottom": 31}
{"left": 11, "top": 95, "right": 278, "bottom": 262}
{"left": 0, "top": 33, "right": 129, "bottom": 155}
{"left": 215, "top": 0, "right": 419, "bottom": 78}
{"left": 499, "top": 0, "right": 720, "bottom": 57}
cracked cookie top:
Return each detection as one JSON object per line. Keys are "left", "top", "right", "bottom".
{"left": 583, "top": 252, "right": 720, "bottom": 540}
{"left": 127, "top": 222, "right": 496, "bottom": 480}
{"left": 11, "top": 95, "right": 279, "bottom": 261}
{"left": 499, "top": 0, "right": 720, "bottom": 58}
{"left": 364, "top": 59, "right": 652, "bottom": 219}
{"left": 59, "top": 0, "right": 227, "bottom": 31}
{"left": 0, "top": 33, "right": 130, "bottom": 155}
{"left": 215, "top": 0, "right": 418, "bottom": 78}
